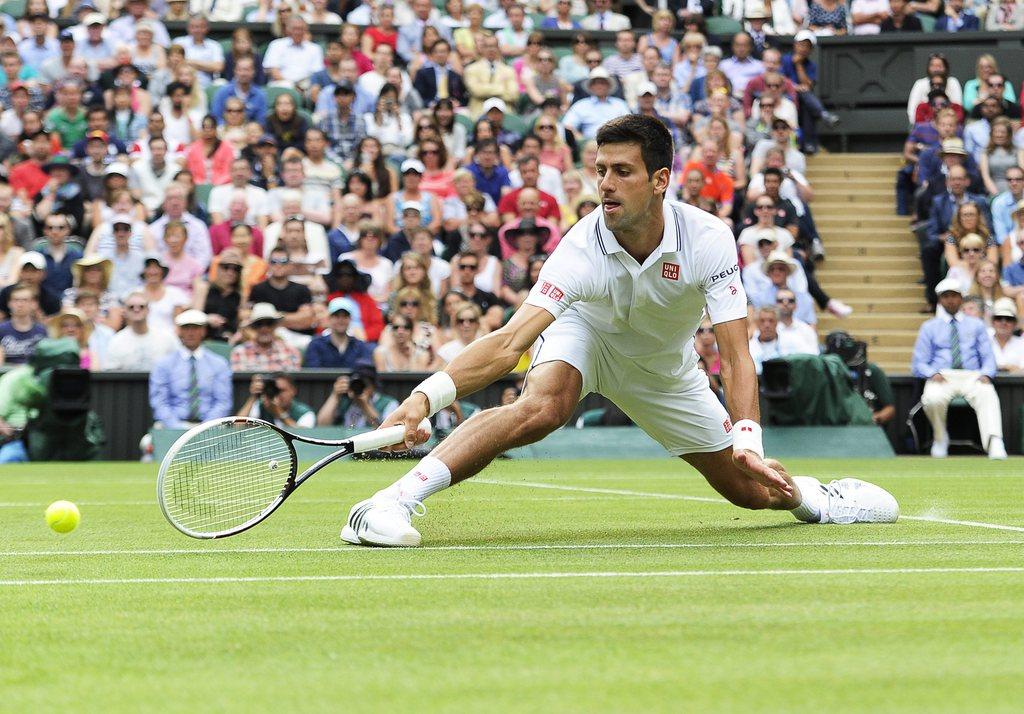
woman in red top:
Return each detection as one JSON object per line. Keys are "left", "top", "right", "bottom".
{"left": 361, "top": 4, "right": 398, "bottom": 55}
{"left": 184, "top": 115, "right": 236, "bottom": 185}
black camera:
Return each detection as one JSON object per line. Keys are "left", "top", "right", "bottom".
{"left": 349, "top": 377, "right": 366, "bottom": 395}
{"left": 261, "top": 375, "right": 280, "bottom": 400}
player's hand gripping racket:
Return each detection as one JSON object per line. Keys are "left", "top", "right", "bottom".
{"left": 157, "top": 417, "right": 430, "bottom": 539}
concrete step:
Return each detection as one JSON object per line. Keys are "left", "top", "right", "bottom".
{"left": 819, "top": 255, "right": 921, "bottom": 271}
{"left": 819, "top": 229, "right": 913, "bottom": 242}
{"left": 814, "top": 269, "right": 922, "bottom": 284}
{"left": 839, "top": 296, "right": 927, "bottom": 312}
{"left": 808, "top": 169, "right": 899, "bottom": 181}
{"left": 810, "top": 179, "right": 899, "bottom": 191}
{"left": 813, "top": 190, "right": 895, "bottom": 203}
{"left": 814, "top": 201, "right": 897, "bottom": 214}
{"left": 818, "top": 313, "right": 928, "bottom": 331}
{"left": 816, "top": 284, "right": 923, "bottom": 299}
{"left": 826, "top": 243, "right": 919, "bottom": 257}
{"left": 817, "top": 217, "right": 911, "bottom": 230}
{"left": 819, "top": 328, "right": 921, "bottom": 348}
{"left": 809, "top": 154, "right": 903, "bottom": 168}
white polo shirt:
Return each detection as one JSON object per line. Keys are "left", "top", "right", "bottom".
{"left": 525, "top": 200, "right": 746, "bottom": 375}
{"left": 262, "top": 38, "right": 325, "bottom": 85}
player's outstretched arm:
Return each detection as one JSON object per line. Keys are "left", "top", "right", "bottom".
{"left": 713, "top": 317, "right": 794, "bottom": 498}
{"left": 383, "top": 305, "right": 556, "bottom": 448}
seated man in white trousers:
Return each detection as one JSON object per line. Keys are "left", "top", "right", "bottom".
{"left": 911, "top": 278, "right": 1006, "bottom": 459}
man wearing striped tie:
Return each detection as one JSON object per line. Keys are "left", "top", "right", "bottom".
{"left": 148, "top": 310, "right": 233, "bottom": 430}
{"left": 911, "top": 278, "right": 1006, "bottom": 459}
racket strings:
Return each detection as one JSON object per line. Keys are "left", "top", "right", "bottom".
{"left": 160, "top": 422, "right": 296, "bottom": 535}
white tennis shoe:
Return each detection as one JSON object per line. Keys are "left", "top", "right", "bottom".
{"left": 796, "top": 477, "right": 899, "bottom": 524}
{"left": 341, "top": 495, "right": 425, "bottom": 547}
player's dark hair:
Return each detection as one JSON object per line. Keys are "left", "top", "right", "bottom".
{"left": 595, "top": 115, "right": 673, "bottom": 179}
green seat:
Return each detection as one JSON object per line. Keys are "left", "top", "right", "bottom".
{"left": 203, "top": 340, "right": 233, "bottom": 360}
{"left": 297, "top": 108, "right": 313, "bottom": 125}
{"left": 205, "top": 83, "right": 220, "bottom": 109}
{"left": 455, "top": 113, "right": 476, "bottom": 132}
{"left": 705, "top": 16, "right": 743, "bottom": 37}
{"left": 0, "top": 0, "right": 26, "bottom": 17}
{"left": 264, "top": 85, "right": 303, "bottom": 110}
{"left": 502, "top": 113, "right": 528, "bottom": 136}
{"left": 575, "top": 408, "right": 605, "bottom": 428}
{"left": 918, "top": 14, "right": 936, "bottom": 32}
{"left": 194, "top": 183, "right": 214, "bottom": 207}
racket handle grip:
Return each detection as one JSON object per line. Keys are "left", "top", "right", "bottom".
{"left": 349, "top": 419, "right": 431, "bottom": 454}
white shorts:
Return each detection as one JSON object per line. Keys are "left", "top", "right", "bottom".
{"left": 530, "top": 312, "right": 732, "bottom": 456}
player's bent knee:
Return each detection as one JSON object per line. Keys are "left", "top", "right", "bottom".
{"left": 509, "top": 393, "right": 574, "bottom": 439}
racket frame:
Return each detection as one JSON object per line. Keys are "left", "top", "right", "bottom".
{"left": 157, "top": 417, "right": 408, "bottom": 539}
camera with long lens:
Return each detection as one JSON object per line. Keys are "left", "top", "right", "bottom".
{"left": 261, "top": 375, "right": 280, "bottom": 400}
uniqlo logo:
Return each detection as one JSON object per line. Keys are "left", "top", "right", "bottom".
{"left": 414, "top": 471, "right": 428, "bottom": 482}
{"left": 740, "top": 425, "right": 753, "bottom": 433}
{"left": 662, "top": 262, "right": 680, "bottom": 280}
{"left": 723, "top": 418, "right": 732, "bottom": 433}
{"left": 549, "top": 286, "right": 564, "bottom": 301}
{"left": 540, "top": 281, "right": 551, "bottom": 295}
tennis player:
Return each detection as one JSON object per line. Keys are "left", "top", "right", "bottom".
{"left": 342, "top": 115, "right": 898, "bottom": 547}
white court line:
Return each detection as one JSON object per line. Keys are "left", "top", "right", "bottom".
{"left": 474, "top": 479, "right": 1024, "bottom": 533}
{"left": 3, "top": 539, "right": 1022, "bottom": 558}
{"left": 3, "top": 566, "right": 1024, "bottom": 587}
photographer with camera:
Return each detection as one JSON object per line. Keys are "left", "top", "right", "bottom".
{"left": 825, "top": 331, "right": 896, "bottom": 426}
{"left": 237, "top": 372, "right": 316, "bottom": 428}
{"left": 316, "top": 366, "right": 398, "bottom": 429}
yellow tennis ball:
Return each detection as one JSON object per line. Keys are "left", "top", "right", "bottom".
{"left": 45, "top": 500, "right": 80, "bottom": 534}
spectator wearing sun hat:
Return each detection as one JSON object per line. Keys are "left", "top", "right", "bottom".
{"left": 989, "top": 298, "right": 1024, "bottom": 372}
{"left": 563, "top": 68, "right": 632, "bottom": 140}
{"left": 749, "top": 251, "right": 817, "bottom": 325}
{"left": 149, "top": 309, "right": 232, "bottom": 429}
{"left": 230, "top": 303, "right": 303, "bottom": 372}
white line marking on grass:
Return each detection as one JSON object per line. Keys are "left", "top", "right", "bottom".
{"left": 475, "top": 479, "right": 1024, "bottom": 532}
{"left": 4, "top": 539, "right": 1022, "bottom": 558}
{"left": 3, "top": 566, "right": 1024, "bottom": 587}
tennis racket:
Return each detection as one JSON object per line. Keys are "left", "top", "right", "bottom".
{"left": 157, "top": 416, "right": 430, "bottom": 539}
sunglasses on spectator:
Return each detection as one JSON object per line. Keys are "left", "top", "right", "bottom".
{"left": 125, "top": 303, "right": 147, "bottom": 311}
{"left": 761, "top": 102, "right": 776, "bottom": 108}
{"left": 989, "top": 81, "right": 1005, "bottom": 87}
{"left": 270, "top": 257, "right": 289, "bottom": 265}
{"left": 756, "top": 203, "right": 774, "bottom": 209}
{"left": 776, "top": 297, "right": 796, "bottom": 304}
{"left": 469, "top": 231, "right": 487, "bottom": 238}
{"left": 696, "top": 327, "right": 714, "bottom": 334}
{"left": 458, "top": 263, "right": 478, "bottom": 270}
{"left": 220, "top": 263, "right": 242, "bottom": 272}
{"left": 400, "top": 300, "right": 421, "bottom": 307}
{"left": 113, "top": 224, "right": 131, "bottom": 232}
{"left": 252, "top": 320, "right": 276, "bottom": 329}
{"left": 1008, "top": 176, "right": 1024, "bottom": 182}
{"left": 539, "top": 56, "right": 553, "bottom": 61}
{"left": 536, "top": 124, "right": 555, "bottom": 129}
{"left": 391, "top": 322, "right": 412, "bottom": 330}
{"left": 528, "top": 40, "right": 543, "bottom": 46}
{"left": 225, "top": 107, "right": 243, "bottom": 113}
{"left": 961, "top": 247, "right": 983, "bottom": 254}
{"left": 993, "top": 316, "right": 1016, "bottom": 322}
{"left": 457, "top": 317, "right": 478, "bottom": 325}
{"left": 421, "top": 149, "right": 439, "bottom": 155}
{"left": 586, "top": 58, "right": 602, "bottom": 65}
{"left": 765, "top": 83, "right": 782, "bottom": 89}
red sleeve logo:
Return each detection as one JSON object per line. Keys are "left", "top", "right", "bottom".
{"left": 540, "top": 281, "right": 565, "bottom": 301}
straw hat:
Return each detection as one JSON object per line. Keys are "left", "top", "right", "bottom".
{"left": 71, "top": 255, "right": 113, "bottom": 288}
{"left": 47, "top": 307, "right": 92, "bottom": 342}
{"left": 762, "top": 250, "right": 797, "bottom": 275}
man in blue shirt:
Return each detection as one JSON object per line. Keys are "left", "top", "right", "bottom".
{"left": 467, "top": 139, "right": 510, "bottom": 205}
{"left": 563, "top": 68, "right": 631, "bottom": 140}
{"left": 149, "top": 310, "right": 233, "bottom": 429}
{"left": 1001, "top": 232, "right": 1024, "bottom": 292}
{"left": 211, "top": 56, "right": 267, "bottom": 123}
{"left": 303, "top": 297, "right": 375, "bottom": 369}
{"left": 911, "top": 278, "right": 1005, "bottom": 459}
{"left": 991, "top": 168, "right": 1024, "bottom": 246}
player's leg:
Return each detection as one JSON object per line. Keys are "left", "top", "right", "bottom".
{"left": 341, "top": 361, "right": 583, "bottom": 546}
{"left": 681, "top": 448, "right": 800, "bottom": 511}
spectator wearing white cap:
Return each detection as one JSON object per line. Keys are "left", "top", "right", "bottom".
{"left": 303, "top": 296, "right": 375, "bottom": 369}
{"left": 149, "top": 309, "right": 232, "bottom": 429}
{"left": 912, "top": 277, "right": 1005, "bottom": 459}
{"left": 989, "top": 298, "right": 1024, "bottom": 372}
{"left": 563, "top": 68, "right": 631, "bottom": 140}
{"left": 0, "top": 252, "right": 62, "bottom": 318}
{"left": 383, "top": 160, "right": 443, "bottom": 236}
{"left": 103, "top": 290, "right": 178, "bottom": 371}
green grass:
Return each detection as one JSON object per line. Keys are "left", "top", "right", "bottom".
{"left": 2, "top": 458, "right": 1023, "bottom": 712}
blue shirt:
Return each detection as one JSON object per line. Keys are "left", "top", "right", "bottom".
{"left": 211, "top": 82, "right": 268, "bottom": 124}
{"left": 749, "top": 283, "right": 817, "bottom": 325}
{"left": 149, "top": 346, "right": 233, "bottom": 428}
{"left": 1002, "top": 259, "right": 1024, "bottom": 287}
{"left": 0, "top": 320, "right": 46, "bottom": 364}
{"left": 467, "top": 162, "right": 510, "bottom": 205}
{"left": 562, "top": 96, "right": 631, "bottom": 139}
{"left": 39, "top": 244, "right": 83, "bottom": 295}
{"left": 911, "top": 313, "right": 996, "bottom": 378}
{"left": 781, "top": 55, "right": 816, "bottom": 86}
{"left": 302, "top": 334, "right": 374, "bottom": 369}
{"left": 991, "top": 190, "right": 1021, "bottom": 245}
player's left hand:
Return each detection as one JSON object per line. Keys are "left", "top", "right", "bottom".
{"left": 732, "top": 449, "right": 794, "bottom": 498}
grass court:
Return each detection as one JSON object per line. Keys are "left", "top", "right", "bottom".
{"left": 2, "top": 458, "right": 1023, "bottom": 712}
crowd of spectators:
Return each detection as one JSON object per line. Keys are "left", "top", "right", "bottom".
{"left": 0, "top": 0, "right": 1021, "bottom": 459}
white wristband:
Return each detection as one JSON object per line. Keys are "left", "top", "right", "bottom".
{"left": 732, "top": 419, "right": 764, "bottom": 459}
{"left": 413, "top": 372, "right": 458, "bottom": 417}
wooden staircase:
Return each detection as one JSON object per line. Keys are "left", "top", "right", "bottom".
{"left": 806, "top": 153, "right": 925, "bottom": 374}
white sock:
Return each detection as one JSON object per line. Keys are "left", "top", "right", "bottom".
{"left": 376, "top": 456, "right": 452, "bottom": 503}
{"left": 790, "top": 476, "right": 823, "bottom": 523}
